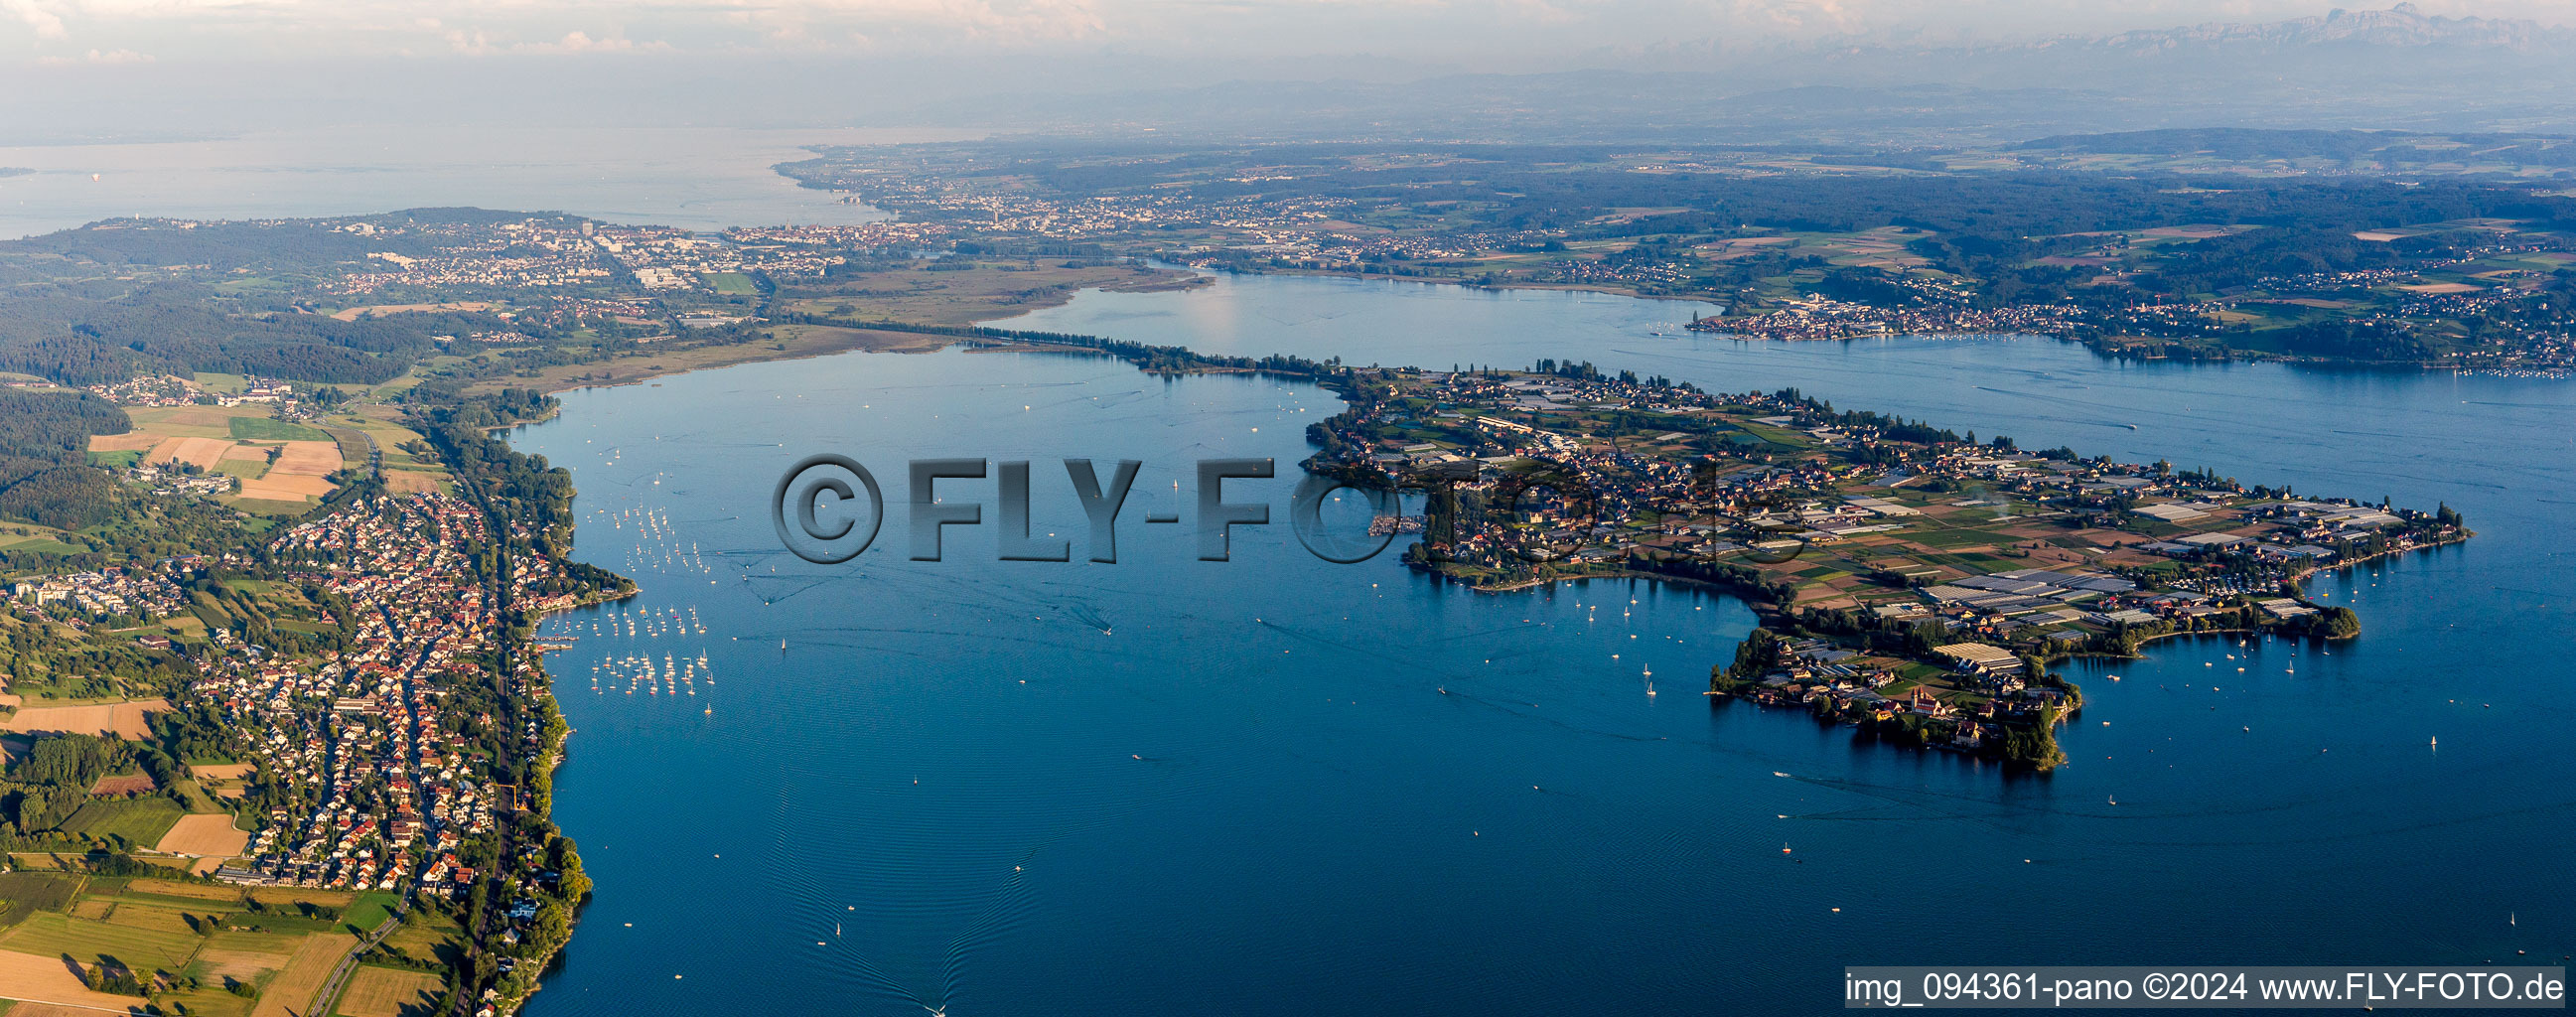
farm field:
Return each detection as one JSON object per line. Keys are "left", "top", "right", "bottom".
{"left": 335, "top": 965, "right": 444, "bottom": 1017}
{"left": 0, "top": 947, "right": 152, "bottom": 1011}
{"left": 0, "top": 871, "right": 397, "bottom": 1016}
{"left": 89, "top": 405, "right": 350, "bottom": 507}
{"left": 249, "top": 930, "right": 360, "bottom": 1017}
{"left": 229, "top": 417, "right": 333, "bottom": 442}
{"left": 0, "top": 872, "right": 82, "bottom": 927}
{"left": 0, "top": 698, "right": 168, "bottom": 739}
{"left": 60, "top": 796, "right": 187, "bottom": 851}
{"left": 0, "top": 910, "right": 204, "bottom": 973}
{"left": 155, "top": 813, "right": 252, "bottom": 857}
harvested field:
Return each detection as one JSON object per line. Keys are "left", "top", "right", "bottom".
{"left": 129, "top": 881, "right": 351, "bottom": 910}
{"left": 238, "top": 475, "right": 335, "bottom": 501}
{"left": 337, "top": 965, "right": 444, "bottom": 1017}
{"left": 381, "top": 470, "right": 440, "bottom": 494}
{"left": 0, "top": 699, "right": 168, "bottom": 739}
{"left": 271, "top": 441, "right": 341, "bottom": 474}
{"left": 329, "top": 301, "right": 491, "bottom": 321}
{"left": 88, "top": 771, "right": 158, "bottom": 796}
{"left": 125, "top": 879, "right": 241, "bottom": 903}
{"left": 237, "top": 441, "right": 342, "bottom": 502}
{"left": 192, "top": 763, "right": 256, "bottom": 781}
{"left": 0, "top": 948, "right": 149, "bottom": 1011}
{"left": 87, "top": 432, "right": 165, "bottom": 452}
{"left": 103, "top": 901, "right": 207, "bottom": 934}
{"left": 147, "top": 436, "right": 233, "bottom": 470}
{"left": 196, "top": 930, "right": 301, "bottom": 983}
{"left": 248, "top": 931, "right": 355, "bottom": 1017}
{"left": 11, "top": 1000, "right": 131, "bottom": 1017}
{"left": 155, "top": 813, "right": 250, "bottom": 857}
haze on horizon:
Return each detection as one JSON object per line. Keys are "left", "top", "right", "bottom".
{"left": 4, "top": 0, "right": 2574, "bottom": 64}
{"left": 3, "top": 0, "right": 2573, "bottom": 143}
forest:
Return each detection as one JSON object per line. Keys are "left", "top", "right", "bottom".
{"left": 0, "top": 388, "right": 132, "bottom": 529}
{"left": 0, "top": 213, "right": 533, "bottom": 385}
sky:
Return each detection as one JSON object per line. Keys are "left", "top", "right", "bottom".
{"left": 4, "top": 0, "right": 2572, "bottom": 67}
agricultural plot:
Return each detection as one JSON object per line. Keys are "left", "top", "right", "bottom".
{"left": 236, "top": 441, "right": 341, "bottom": 503}
{"left": 0, "top": 947, "right": 152, "bottom": 1011}
{"left": 154, "top": 813, "right": 251, "bottom": 857}
{"left": 194, "top": 929, "right": 304, "bottom": 984}
{"left": 0, "top": 911, "right": 204, "bottom": 973}
{"left": 336, "top": 965, "right": 444, "bottom": 1017}
{"left": 248, "top": 931, "right": 359, "bottom": 1017}
{"left": 60, "top": 797, "right": 187, "bottom": 850}
{"left": 229, "top": 417, "right": 333, "bottom": 442}
{"left": 0, "top": 872, "right": 82, "bottom": 927}
{"left": 0, "top": 699, "right": 168, "bottom": 739}
{"left": 91, "top": 405, "right": 352, "bottom": 506}
{"left": 146, "top": 436, "right": 235, "bottom": 471}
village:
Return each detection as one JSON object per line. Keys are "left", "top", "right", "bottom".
{"left": 1, "top": 481, "right": 596, "bottom": 1016}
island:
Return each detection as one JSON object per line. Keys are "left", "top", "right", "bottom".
{"left": 1272, "top": 360, "right": 2469, "bottom": 769}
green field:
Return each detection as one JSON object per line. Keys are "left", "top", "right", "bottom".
{"left": 1907, "top": 525, "right": 2012, "bottom": 549}
{"left": 0, "top": 871, "right": 83, "bottom": 927}
{"left": 377, "top": 908, "right": 467, "bottom": 968}
{"left": 87, "top": 449, "right": 144, "bottom": 469}
{"left": 215, "top": 456, "right": 274, "bottom": 480}
{"left": 342, "top": 893, "right": 402, "bottom": 936}
{"left": 707, "top": 271, "right": 760, "bottom": 295}
{"left": 322, "top": 425, "right": 374, "bottom": 468}
{"left": 229, "top": 417, "right": 332, "bottom": 441}
{"left": 229, "top": 498, "right": 320, "bottom": 516}
{"left": 0, "top": 910, "right": 205, "bottom": 972}
{"left": 61, "top": 796, "right": 188, "bottom": 849}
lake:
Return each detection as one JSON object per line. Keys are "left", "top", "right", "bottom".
{"left": 0, "top": 125, "right": 980, "bottom": 239}
{"left": 513, "top": 271, "right": 2573, "bottom": 1016}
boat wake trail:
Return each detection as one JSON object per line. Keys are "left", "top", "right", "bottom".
{"left": 938, "top": 856, "right": 1041, "bottom": 1013}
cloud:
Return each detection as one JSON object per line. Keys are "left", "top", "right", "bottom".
{"left": 37, "top": 44, "right": 150, "bottom": 62}
{"left": 443, "top": 25, "right": 668, "bottom": 56}
{"left": 3, "top": 0, "right": 69, "bottom": 39}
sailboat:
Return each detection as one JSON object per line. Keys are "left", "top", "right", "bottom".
{"left": 2107, "top": 795, "right": 2118, "bottom": 805}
